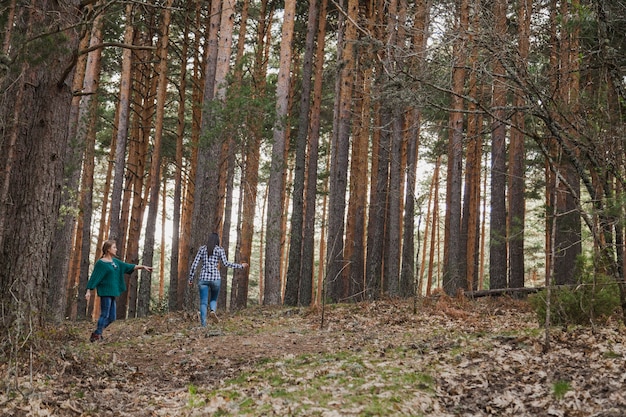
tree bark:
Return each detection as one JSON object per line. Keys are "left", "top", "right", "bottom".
{"left": 508, "top": 0, "right": 531, "bottom": 290}
{"left": 443, "top": 0, "right": 468, "bottom": 295}
{"left": 138, "top": 0, "right": 174, "bottom": 317}
{"left": 0, "top": 0, "right": 82, "bottom": 340}
{"left": 326, "top": 0, "right": 358, "bottom": 302}
{"left": 285, "top": 0, "right": 319, "bottom": 307}
{"left": 264, "top": 0, "right": 296, "bottom": 305}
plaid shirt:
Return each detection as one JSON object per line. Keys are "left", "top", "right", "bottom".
{"left": 188, "top": 245, "right": 243, "bottom": 283}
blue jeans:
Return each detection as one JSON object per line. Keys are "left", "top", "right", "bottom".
{"left": 198, "top": 280, "right": 221, "bottom": 326}
{"left": 96, "top": 296, "right": 116, "bottom": 335}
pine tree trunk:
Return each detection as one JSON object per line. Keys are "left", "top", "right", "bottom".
{"left": 168, "top": 3, "right": 191, "bottom": 312}
{"left": 50, "top": 24, "right": 90, "bottom": 323}
{"left": 302, "top": 0, "right": 329, "bottom": 307}
{"left": 0, "top": 0, "right": 82, "bottom": 339}
{"left": 109, "top": 3, "right": 136, "bottom": 244}
{"left": 443, "top": 0, "right": 468, "bottom": 295}
{"left": 285, "top": 0, "right": 319, "bottom": 307}
{"left": 264, "top": 0, "right": 296, "bottom": 305}
{"left": 230, "top": 0, "right": 272, "bottom": 310}
{"left": 327, "top": 0, "right": 358, "bottom": 302}
{"left": 138, "top": 0, "right": 174, "bottom": 317}
{"left": 76, "top": 15, "right": 104, "bottom": 321}
{"left": 508, "top": 0, "right": 531, "bottom": 290}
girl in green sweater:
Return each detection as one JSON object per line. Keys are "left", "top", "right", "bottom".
{"left": 85, "top": 240, "right": 153, "bottom": 342}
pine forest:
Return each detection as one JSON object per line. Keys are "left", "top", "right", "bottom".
{"left": 1, "top": 1, "right": 626, "bottom": 415}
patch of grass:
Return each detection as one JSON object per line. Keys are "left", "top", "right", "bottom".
{"left": 187, "top": 384, "right": 206, "bottom": 408}
{"left": 552, "top": 380, "right": 570, "bottom": 400}
{"left": 602, "top": 350, "right": 622, "bottom": 359}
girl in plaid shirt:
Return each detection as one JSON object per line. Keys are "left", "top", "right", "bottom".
{"left": 188, "top": 233, "right": 248, "bottom": 326}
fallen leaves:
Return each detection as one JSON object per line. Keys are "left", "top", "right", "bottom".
{"left": 1, "top": 298, "right": 626, "bottom": 416}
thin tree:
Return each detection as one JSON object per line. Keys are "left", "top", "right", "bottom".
{"left": 76, "top": 12, "right": 105, "bottom": 320}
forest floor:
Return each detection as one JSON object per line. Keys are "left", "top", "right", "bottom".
{"left": 2, "top": 295, "right": 626, "bottom": 416}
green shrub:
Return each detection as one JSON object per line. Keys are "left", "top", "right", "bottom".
{"left": 529, "top": 257, "right": 620, "bottom": 326}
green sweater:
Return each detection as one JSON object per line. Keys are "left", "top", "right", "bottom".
{"left": 86, "top": 258, "right": 136, "bottom": 297}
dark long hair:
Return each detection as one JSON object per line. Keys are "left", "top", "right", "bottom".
{"left": 207, "top": 233, "right": 220, "bottom": 256}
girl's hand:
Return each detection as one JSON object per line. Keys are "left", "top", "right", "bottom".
{"left": 85, "top": 289, "right": 91, "bottom": 300}
{"left": 242, "top": 262, "right": 249, "bottom": 269}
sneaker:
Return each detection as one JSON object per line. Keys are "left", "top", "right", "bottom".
{"left": 90, "top": 332, "right": 102, "bottom": 342}
{"left": 209, "top": 311, "right": 220, "bottom": 324}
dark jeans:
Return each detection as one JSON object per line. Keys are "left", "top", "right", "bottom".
{"left": 96, "top": 296, "right": 116, "bottom": 335}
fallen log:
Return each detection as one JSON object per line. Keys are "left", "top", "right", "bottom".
{"left": 463, "top": 286, "right": 544, "bottom": 298}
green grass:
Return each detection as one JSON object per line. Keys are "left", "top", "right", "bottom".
{"left": 553, "top": 380, "right": 571, "bottom": 400}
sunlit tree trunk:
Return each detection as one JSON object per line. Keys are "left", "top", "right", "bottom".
{"left": 76, "top": 13, "right": 104, "bottom": 320}
{"left": 217, "top": 0, "right": 238, "bottom": 311}
{"left": 345, "top": 10, "right": 371, "bottom": 301}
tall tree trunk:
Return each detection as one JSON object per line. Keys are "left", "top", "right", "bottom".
{"left": 508, "top": 0, "right": 531, "bottom": 290}
{"left": 366, "top": 105, "right": 390, "bottom": 299}
{"left": 302, "top": 0, "right": 329, "bottom": 307}
{"left": 489, "top": 0, "right": 508, "bottom": 290}
{"left": 179, "top": 1, "right": 205, "bottom": 310}
{"left": 187, "top": 0, "right": 223, "bottom": 303}
{"left": 138, "top": 0, "right": 174, "bottom": 317}
{"left": 0, "top": 0, "right": 82, "bottom": 340}
{"left": 109, "top": 3, "right": 136, "bottom": 244}
{"left": 460, "top": 1, "right": 481, "bottom": 291}
{"left": 553, "top": 0, "right": 582, "bottom": 286}
{"left": 326, "top": 0, "right": 357, "bottom": 302}
{"left": 231, "top": 0, "right": 273, "bottom": 310}
{"left": 76, "top": 13, "right": 104, "bottom": 320}
{"left": 215, "top": 0, "right": 237, "bottom": 310}
{"left": 49, "top": 22, "right": 90, "bottom": 323}
{"left": 264, "top": 0, "right": 296, "bottom": 305}
{"left": 285, "top": 0, "right": 319, "bottom": 307}
{"left": 443, "top": 0, "right": 468, "bottom": 295}
{"left": 168, "top": 3, "right": 191, "bottom": 312}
